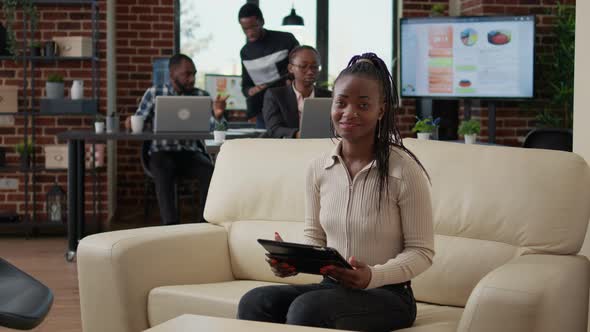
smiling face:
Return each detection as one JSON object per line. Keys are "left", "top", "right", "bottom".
{"left": 331, "top": 75, "right": 384, "bottom": 143}
{"left": 288, "top": 49, "right": 321, "bottom": 88}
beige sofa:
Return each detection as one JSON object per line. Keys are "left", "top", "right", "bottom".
{"left": 78, "top": 138, "right": 590, "bottom": 332}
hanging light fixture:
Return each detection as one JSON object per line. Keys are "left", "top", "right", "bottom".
{"left": 282, "top": 4, "right": 304, "bottom": 26}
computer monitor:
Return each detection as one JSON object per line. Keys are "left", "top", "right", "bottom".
{"left": 400, "top": 15, "right": 535, "bottom": 98}
{"left": 204, "top": 74, "right": 247, "bottom": 111}
{"left": 154, "top": 96, "right": 212, "bottom": 133}
{"left": 300, "top": 98, "right": 333, "bottom": 139}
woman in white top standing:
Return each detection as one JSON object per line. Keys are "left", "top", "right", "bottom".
{"left": 238, "top": 53, "right": 435, "bottom": 332}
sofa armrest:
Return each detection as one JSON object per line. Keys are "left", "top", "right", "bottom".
{"left": 458, "top": 254, "right": 590, "bottom": 332}
{"left": 77, "top": 223, "right": 234, "bottom": 332}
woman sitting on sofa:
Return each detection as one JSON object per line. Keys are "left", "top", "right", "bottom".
{"left": 262, "top": 45, "right": 332, "bottom": 138}
{"left": 238, "top": 53, "right": 435, "bottom": 331}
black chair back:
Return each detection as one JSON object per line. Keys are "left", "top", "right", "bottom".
{"left": 0, "top": 258, "right": 53, "bottom": 330}
{"left": 522, "top": 128, "right": 573, "bottom": 152}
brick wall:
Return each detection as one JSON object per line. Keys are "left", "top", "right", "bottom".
{"left": 0, "top": 2, "right": 109, "bottom": 229}
{"left": 0, "top": 0, "right": 176, "bottom": 228}
{"left": 113, "top": 0, "right": 174, "bottom": 223}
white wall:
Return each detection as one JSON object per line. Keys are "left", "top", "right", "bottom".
{"left": 573, "top": 3, "right": 590, "bottom": 331}
{"left": 574, "top": 1, "right": 590, "bottom": 259}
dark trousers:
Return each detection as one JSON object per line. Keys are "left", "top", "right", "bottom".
{"left": 237, "top": 279, "right": 416, "bottom": 332}
{"left": 149, "top": 150, "right": 214, "bottom": 225}
{"left": 255, "top": 112, "right": 265, "bottom": 129}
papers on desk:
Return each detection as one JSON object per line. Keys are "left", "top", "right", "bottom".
{"left": 205, "top": 139, "right": 222, "bottom": 146}
{"left": 228, "top": 128, "right": 267, "bottom": 133}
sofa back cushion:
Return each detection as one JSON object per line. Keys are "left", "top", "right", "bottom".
{"left": 206, "top": 139, "right": 590, "bottom": 306}
{"left": 205, "top": 139, "right": 336, "bottom": 224}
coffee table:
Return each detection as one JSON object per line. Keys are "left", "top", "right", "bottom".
{"left": 144, "top": 314, "right": 355, "bottom": 332}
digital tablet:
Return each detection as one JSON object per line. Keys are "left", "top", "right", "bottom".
{"left": 257, "top": 239, "right": 353, "bottom": 275}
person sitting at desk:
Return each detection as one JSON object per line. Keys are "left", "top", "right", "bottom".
{"left": 125, "top": 53, "right": 227, "bottom": 225}
{"left": 262, "top": 46, "right": 331, "bottom": 139}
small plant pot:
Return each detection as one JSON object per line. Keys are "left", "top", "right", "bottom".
{"left": 464, "top": 134, "right": 477, "bottom": 144}
{"left": 30, "top": 46, "right": 41, "bottom": 57}
{"left": 417, "top": 132, "right": 431, "bottom": 140}
{"left": 46, "top": 82, "right": 64, "bottom": 99}
{"left": 213, "top": 130, "right": 226, "bottom": 143}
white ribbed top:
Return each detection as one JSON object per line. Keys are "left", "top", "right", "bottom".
{"left": 304, "top": 141, "right": 435, "bottom": 289}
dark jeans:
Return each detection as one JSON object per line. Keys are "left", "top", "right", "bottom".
{"left": 149, "top": 150, "right": 214, "bottom": 225}
{"left": 255, "top": 112, "right": 265, "bottom": 129}
{"left": 237, "top": 279, "right": 416, "bottom": 332}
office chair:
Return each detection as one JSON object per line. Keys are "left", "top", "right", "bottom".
{"left": 522, "top": 128, "right": 572, "bottom": 152}
{"left": 0, "top": 258, "right": 53, "bottom": 330}
{"left": 140, "top": 141, "right": 201, "bottom": 223}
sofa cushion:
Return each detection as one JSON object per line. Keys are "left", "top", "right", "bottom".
{"left": 412, "top": 234, "right": 520, "bottom": 306}
{"left": 148, "top": 281, "right": 463, "bottom": 330}
{"left": 403, "top": 139, "right": 590, "bottom": 254}
{"left": 205, "top": 139, "right": 336, "bottom": 224}
{"left": 148, "top": 280, "right": 279, "bottom": 326}
{"left": 228, "top": 220, "right": 322, "bottom": 284}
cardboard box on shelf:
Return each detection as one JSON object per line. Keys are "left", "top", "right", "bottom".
{"left": 52, "top": 36, "right": 92, "bottom": 57}
{"left": 0, "top": 86, "right": 18, "bottom": 113}
{"left": 44, "top": 144, "right": 105, "bottom": 169}
{"left": 44, "top": 145, "right": 68, "bottom": 169}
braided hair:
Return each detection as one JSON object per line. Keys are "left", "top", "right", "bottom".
{"left": 332, "top": 53, "right": 429, "bottom": 206}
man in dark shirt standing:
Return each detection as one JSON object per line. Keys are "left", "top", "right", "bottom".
{"left": 238, "top": 3, "right": 299, "bottom": 129}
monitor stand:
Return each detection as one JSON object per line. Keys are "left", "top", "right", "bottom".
{"left": 463, "top": 99, "right": 496, "bottom": 144}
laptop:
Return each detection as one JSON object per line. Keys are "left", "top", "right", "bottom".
{"left": 300, "top": 98, "right": 333, "bottom": 139}
{"left": 154, "top": 96, "right": 212, "bottom": 133}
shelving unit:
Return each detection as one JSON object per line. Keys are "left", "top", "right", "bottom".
{"left": 0, "top": 0, "right": 100, "bottom": 235}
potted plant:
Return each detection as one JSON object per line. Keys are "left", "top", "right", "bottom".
{"left": 46, "top": 73, "right": 64, "bottom": 99}
{"left": 458, "top": 119, "right": 481, "bottom": 144}
{"left": 527, "top": 2, "right": 574, "bottom": 133}
{"left": 412, "top": 117, "right": 440, "bottom": 140}
{"left": 213, "top": 121, "right": 228, "bottom": 143}
{"left": 30, "top": 41, "right": 41, "bottom": 57}
{"left": 94, "top": 114, "right": 105, "bottom": 133}
{"left": 1, "top": 0, "right": 39, "bottom": 57}
{"left": 15, "top": 139, "right": 33, "bottom": 169}
{"left": 430, "top": 4, "right": 445, "bottom": 17}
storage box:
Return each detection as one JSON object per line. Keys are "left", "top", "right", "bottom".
{"left": 44, "top": 144, "right": 105, "bottom": 169}
{"left": 52, "top": 36, "right": 92, "bottom": 57}
{"left": 44, "top": 145, "right": 68, "bottom": 169}
{"left": 0, "top": 86, "right": 18, "bottom": 113}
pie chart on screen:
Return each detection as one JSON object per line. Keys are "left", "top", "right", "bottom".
{"left": 459, "top": 80, "right": 471, "bottom": 88}
{"left": 460, "top": 28, "right": 478, "bottom": 46}
{"left": 488, "top": 30, "right": 511, "bottom": 45}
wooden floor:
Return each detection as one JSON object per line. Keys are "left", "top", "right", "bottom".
{"left": 0, "top": 237, "right": 81, "bottom": 332}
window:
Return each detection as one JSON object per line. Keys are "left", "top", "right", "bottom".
{"left": 328, "top": 0, "right": 394, "bottom": 83}
{"left": 258, "top": 1, "right": 317, "bottom": 47}
{"left": 180, "top": 0, "right": 247, "bottom": 88}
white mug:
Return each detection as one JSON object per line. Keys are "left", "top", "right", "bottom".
{"left": 94, "top": 121, "right": 105, "bottom": 134}
{"left": 131, "top": 115, "right": 145, "bottom": 134}
{"left": 213, "top": 130, "right": 226, "bottom": 143}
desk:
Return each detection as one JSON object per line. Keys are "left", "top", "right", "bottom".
{"left": 57, "top": 129, "right": 263, "bottom": 261}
